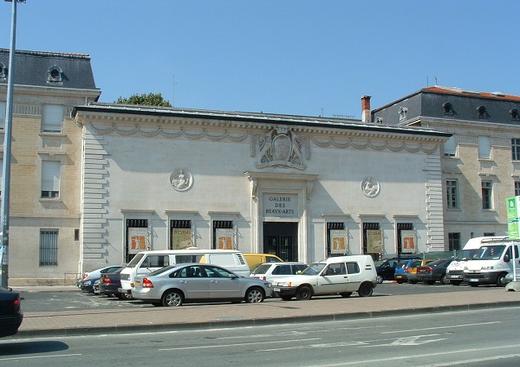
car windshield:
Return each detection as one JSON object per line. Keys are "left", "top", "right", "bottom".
{"left": 127, "top": 253, "right": 144, "bottom": 267}
{"left": 456, "top": 249, "right": 478, "bottom": 260}
{"left": 471, "top": 245, "right": 506, "bottom": 260}
{"left": 301, "top": 263, "right": 326, "bottom": 275}
{"left": 426, "top": 259, "right": 446, "bottom": 267}
{"left": 252, "top": 264, "right": 271, "bottom": 275}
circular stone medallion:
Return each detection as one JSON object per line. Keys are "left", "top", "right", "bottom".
{"left": 361, "top": 176, "right": 380, "bottom": 198}
{"left": 170, "top": 168, "right": 193, "bottom": 192}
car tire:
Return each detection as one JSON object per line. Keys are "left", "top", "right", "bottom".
{"left": 340, "top": 292, "right": 352, "bottom": 298}
{"left": 162, "top": 289, "right": 184, "bottom": 307}
{"left": 245, "top": 287, "right": 265, "bottom": 303}
{"left": 440, "top": 275, "right": 448, "bottom": 285}
{"left": 296, "top": 285, "right": 313, "bottom": 300}
{"left": 409, "top": 279, "right": 417, "bottom": 284}
{"left": 280, "top": 296, "right": 292, "bottom": 301}
{"left": 450, "top": 281, "right": 462, "bottom": 286}
{"left": 376, "top": 275, "right": 383, "bottom": 284}
{"left": 396, "top": 280, "right": 404, "bottom": 284}
{"left": 496, "top": 274, "right": 507, "bottom": 287}
{"left": 357, "top": 282, "right": 374, "bottom": 297}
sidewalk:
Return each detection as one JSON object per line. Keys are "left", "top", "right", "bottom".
{"left": 14, "top": 288, "right": 520, "bottom": 337}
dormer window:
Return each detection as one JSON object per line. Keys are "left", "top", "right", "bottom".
{"left": 511, "top": 108, "right": 520, "bottom": 121}
{"left": 442, "top": 102, "right": 454, "bottom": 115}
{"left": 0, "top": 63, "right": 6, "bottom": 81}
{"left": 477, "top": 105, "right": 488, "bottom": 119}
{"left": 398, "top": 106, "right": 408, "bottom": 121}
{"left": 376, "top": 117, "right": 383, "bottom": 124}
{"left": 47, "top": 65, "right": 63, "bottom": 84}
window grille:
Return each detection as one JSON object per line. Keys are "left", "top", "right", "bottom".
{"left": 40, "top": 229, "right": 58, "bottom": 266}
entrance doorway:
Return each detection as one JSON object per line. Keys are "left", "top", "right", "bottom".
{"left": 263, "top": 222, "right": 298, "bottom": 262}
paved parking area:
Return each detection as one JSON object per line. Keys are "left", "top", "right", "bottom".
{"left": 17, "top": 282, "right": 493, "bottom": 313}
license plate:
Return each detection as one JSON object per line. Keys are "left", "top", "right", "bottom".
{"left": 273, "top": 288, "right": 280, "bottom": 292}
{"left": 451, "top": 275, "right": 461, "bottom": 279}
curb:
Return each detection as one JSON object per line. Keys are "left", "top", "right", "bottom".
{"left": 14, "top": 300, "right": 520, "bottom": 339}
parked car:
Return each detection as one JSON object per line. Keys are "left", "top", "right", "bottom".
{"left": 271, "top": 255, "right": 377, "bottom": 301}
{"left": 394, "top": 259, "right": 433, "bottom": 284}
{"left": 243, "top": 253, "right": 284, "bottom": 271}
{"left": 132, "top": 263, "right": 270, "bottom": 307}
{"left": 99, "top": 268, "right": 125, "bottom": 298}
{"left": 80, "top": 265, "right": 123, "bottom": 293}
{"left": 120, "top": 249, "right": 250, "bottom": 298}
{"left": 416, "top": 259, "right": 453, "bottom": 284}
{"left": 251, "top": 262, "right": 308, "bottom": 283}
{"left": 0, "top": 287, "right": 23, "bottom": 337}
{"left": 376, "top": 256, "right": 420, "bottom": 283}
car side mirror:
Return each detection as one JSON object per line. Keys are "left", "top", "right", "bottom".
{"left": 504, "top": 255, "right": 511, "bottom": 263}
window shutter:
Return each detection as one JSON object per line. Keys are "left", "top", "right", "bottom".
{"left": 478, "top": 136, "right": 491, "bottom": 159}
{"left": 42, "top": 105, "right": 64, "bottom": 132}
{"left": 42, "top": 161, "right": 60, "bottom": 191}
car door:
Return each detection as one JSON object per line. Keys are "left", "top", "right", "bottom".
{"left": 173, "top": 265, "right": 210, "bottom": 300}
{"left": 316, "top": 262, "right": 348, "bottom": 295}
{"left": 204, "top": 265, "right": 242, "bottom": 299}
{"left": 344, "top": 261, "right": 362, "bottom": 291}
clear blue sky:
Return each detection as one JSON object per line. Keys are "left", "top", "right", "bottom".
{"left": 1, "top": 0, "right": 519, "bottom": 119}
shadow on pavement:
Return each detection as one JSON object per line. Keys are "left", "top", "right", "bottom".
{"left": 0, "top": 341, "right": 69, "bottom": 356}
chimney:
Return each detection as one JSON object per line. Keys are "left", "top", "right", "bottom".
{"left": 361, "top": 95, "right": 371, "bottom": 123}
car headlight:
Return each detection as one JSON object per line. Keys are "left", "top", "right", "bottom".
{"left": 276, "top": 282, "right": 292, "bottom": 287}
{"left": 481, "top": 266, "right": 494, "bottom": 270}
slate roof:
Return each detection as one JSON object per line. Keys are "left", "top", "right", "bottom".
{"left": 73, "top": 103, "right": 450, "bottom": 138}
{"left": 0, "top": 48, "right": 98, "bottom": 90}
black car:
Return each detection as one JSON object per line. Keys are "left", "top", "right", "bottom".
{"left": 376, "top": 256, "right": 421, "bottom": 283}
{"left": 0, "top": 287, "right": 23, "bottom": 337}
{"left": 99, "top": 268, "right": 126, "bottom": 298}
{"left": 416, "top": 259, "right": 453, "bottom": 285}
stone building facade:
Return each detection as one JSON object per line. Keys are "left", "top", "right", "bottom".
{"left": 73, "top": 104, "right": 449, "bottom": 271}
{"left": 372, "top": 86, "right": 520, "bottom": 250}
{"left": 0, "top": 49, "right": 100, "bottom": 285}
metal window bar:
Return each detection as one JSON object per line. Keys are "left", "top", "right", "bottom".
{"left": 212, "top": 220, "right": 233, "bottom": 249}
{"left": 39, "top": 230, "right": 58, "bottom": 266}
{"left": 125, "top": 219, "right": 148, "bottom": 262}
{"left": 170, "top": 220, "right": 191, "bottom": 228}
{"left": 362, "top": 222, "right": 380, "bottom": 255}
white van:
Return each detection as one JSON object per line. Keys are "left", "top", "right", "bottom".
{"left": 446, "top": 236, "right": 507, "bottom": 285}
{"left": 118, "top": 249, "right": 250, "bottom": 296}
{"left": 271, "top": 255, "right": 377, "bottom": 300}
{"left": 463, "top": 238, "right": 520, "bottom": 286}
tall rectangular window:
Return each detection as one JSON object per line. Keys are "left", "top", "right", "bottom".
{"left": 327, "top": 222, "right": 346, "bottom": 257}
{"left": 482, "top": 180, "right": 493, "bottom": 209}
{"left": 446, "top": 180, "right": 458, "bottom": 209}
{"left": 213, "top": 220, "right": 234, "bottom": 249}
{"left": 443, "top": 136, "right": 457, "bottom": 157}
{"left": 40, "top": 229, "right": 58, "bottom": 266}
{"left": 362, "top": 222, "right": 381, "bottom": 260}
{"left": 0, "top": 158, "right": 3, "bottom": 197}
{"left": 448, "top": 233, "right": 461, "bottom": 251}
{"left": 515, "top": 181, "right": 520, "bottom": 197}
{"left": 126, "top": 219, "right": 149, "bottom": 262}
{"left": 0, "top": 101, "right": 5, "bottom": 129}
{"left": 512, "top": 138, "right": 520, "bottom": 161}
{"left": 42, "top": 104, "right": 65, "bottom": 132}
{"left": 41, "top": 161, "right": 61, "bottom": 198}
{"left": 170, "top": 220, "right": 193, "bottom": 250}
{"left": 478, "top": 136, "right": 491, "bottom": 159}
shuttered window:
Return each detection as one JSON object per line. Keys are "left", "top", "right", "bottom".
{"left": 42, "top": 104, "right": 65, "bottom": 132}
{"left": 41, "top": 161, "right": 61, "bottom": 198}
{"left": 40, "top": 229, "right": 58, "bottom": 266}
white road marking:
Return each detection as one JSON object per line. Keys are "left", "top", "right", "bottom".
{"left": 309, "top": 343, "right": 520, "bottom": 367}
{"left": 258, "top": 341, "right": 369, "bottom": 352}
{"left": 0, "top": 353, "right": 82, "bottom": 362}
{"left": 158, "top": 337, "right": 321, "bottom": 351}
{"left": 381, "top": 321, "right": 501, "bottom": 334}
{"left": 422, "top": 354, "right": 520, "bottom": 367}
{"left": 218, "top": 326, "right": 377, "bottom": 340}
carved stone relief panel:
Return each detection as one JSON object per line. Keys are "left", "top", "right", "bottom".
{"left": 254, "top": 127, "right": 307, "bottom": 170}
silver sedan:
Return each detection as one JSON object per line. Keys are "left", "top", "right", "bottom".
{"left": 132, "top": 263, "right": 270, "bottom": 307}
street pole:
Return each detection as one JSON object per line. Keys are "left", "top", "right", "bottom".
{"left": 0, "top": 0, "right": 24, "bottom": 288}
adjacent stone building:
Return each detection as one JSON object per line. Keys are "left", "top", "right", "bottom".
{"left": 373, "top": 86, "right": 520, "bottom": 250}
{"left": 73, "top": 103, "right": 449, "bottom": 271}
{"left": 0, "top": 49, "right": 100, "bottom": 285}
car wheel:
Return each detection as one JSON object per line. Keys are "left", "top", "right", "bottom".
{"left": 162, "top": 290, "right": 184, "bottom": 307}
{"left": 451, "top": 281, "right": 462, "bottom": 286}
{"left": 340, "top": 292, "right": 352, "bottom": 298}
{"left": 376, "top": 275, "right": 383, "bottom": 284}
{"left": 440, "top": 275, "right": 448, "bottom": 285}
{"left": 296, "top": 285, "right": 312, "bottom": 300}
{"left": 496, "top": 274, "right": 507, "bottom": 287}
{"left": 245, "top": 287, "right": 265, "bottom": 303}
{"left": 280, "top": 296, "right": 292, "bottom": 301}
{"left": 396, "top": 280, "right": 403, "bottom": 284}
{"left": 358, "top": 282, "right": 374, "bottom": 297}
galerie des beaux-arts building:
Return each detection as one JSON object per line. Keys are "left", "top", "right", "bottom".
{"left": 2, "top": 48, "right": 518, "bottom": 285}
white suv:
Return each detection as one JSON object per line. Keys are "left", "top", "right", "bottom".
{"left": 272, "top": 255, "right": 377, "bottom": 301}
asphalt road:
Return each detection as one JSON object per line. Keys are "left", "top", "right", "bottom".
{"left": 17, "top": 282, "right": 493, "bottom": 313}
{"left": 1, "top": 306, "right": 519, "bottom": 367}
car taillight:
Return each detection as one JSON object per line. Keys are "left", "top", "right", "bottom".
{"left": 82, "top": 272, "right": 88, "bottom": 280}
{"left": 11, "top": 297, "right": 20, "bottom": 312}
{"left": 102, "top": 276, "right": 111, "bottom": 285}
{"left": 142, "top": 278, "right": 154, "bottom": 288}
